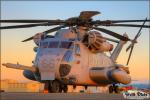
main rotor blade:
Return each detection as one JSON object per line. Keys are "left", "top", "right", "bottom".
{"left": 126, "top": 45, "right": 134, "bottom": 65}
{"left": 22, "top": 25, "right": 66, "bottom": 42}
{"left": 1, "top": 23, "right": 46, "bottom": 29}
{"left": 0, "top": 19, "right": 65, "bottom": 23}
{"left": 43, "top": 25, "right": 66, "bottom": 35}
{"left": 108, "top": 24, "right": 150, "bottom": 28}
{"left": 110, "top": 19, "right": 150, "bottom": 23}
{"left": 0, "top": 23, "right": 60, "bottom": 29}
{"left": 104, "top": 37, "right": 119, "bottom": 43}
{"left": 79, "top": 11, "right": 100, "bottom": 20}
{"left": 93, "top": 27, "right": 130, "bottom": 41}
{"left": 22, "top": 37, "right": 33, "bottom": 42}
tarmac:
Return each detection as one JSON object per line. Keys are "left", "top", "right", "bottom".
{"left": 0, "top": 92, "right": 129, "bottom": 100}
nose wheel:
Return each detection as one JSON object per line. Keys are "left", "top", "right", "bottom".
{"left": 50, "top": 80, "right": 61, "bottom": 93}
{"left": 44, "top": 80, "right": 68, "bottom": 93}
{"left": 109, "top": 84, "right": 120, "bottom": 93}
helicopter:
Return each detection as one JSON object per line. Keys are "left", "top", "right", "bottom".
{"left": 1, "top": 11, "right": 150, "bottom": 93}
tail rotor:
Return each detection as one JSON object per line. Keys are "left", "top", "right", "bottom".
{"left": 126, "top": 18, "right": 147, "bottom": 65}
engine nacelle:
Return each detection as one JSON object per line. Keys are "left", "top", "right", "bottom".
{"left": 89, "top": 67, "right": 131, "bottom": 85}
{"left": 88, "top": 31, "right": 113, "bottom": 53}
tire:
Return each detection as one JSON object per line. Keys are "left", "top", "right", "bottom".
{"left": 63, "top": 85, "right": 68, "bottom": 93}
{"left": 114, "top": 86, "right": 120, "bottom": 93}
{"left": 109, "top": 86, "right": 114, "bottom": 93}
{"left": 50, "top": 80, "right": 61, "bottom": 93}
{"left": 59, "top": 87, "right": 63, "bottom": 93}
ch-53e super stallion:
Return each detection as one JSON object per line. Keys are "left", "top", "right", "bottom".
{"left": 1, "top": 11, "right": 150, "bottom": 93}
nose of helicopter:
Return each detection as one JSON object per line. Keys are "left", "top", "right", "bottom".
{"left": 36, "top": 49, "right": 66, "bottom": 80}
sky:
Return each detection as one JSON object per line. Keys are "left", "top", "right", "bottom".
{"left": 1, "top": 1, "right": 149, "bottom": 82}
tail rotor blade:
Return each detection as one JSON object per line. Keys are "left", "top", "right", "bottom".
{"left": 126, "top": 45, "right": 134, "bottom": 65}
{"left": 126, "top": 18, "right": 147, "bottom": 66}
{"left": 126, "top": 44, "right": 132, "bottom": 52}
{"left": 134, "top": 18, "right": 147, "bottom": 40}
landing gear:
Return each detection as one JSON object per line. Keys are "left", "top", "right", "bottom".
{"left": 73, "top": 85, "right": 76, "bottom": 90}
{"left": 50, "top": 80, "right": 60, "bottom": 93}
{"left": 85, "top": 85, "right": 88, "bottom": 90}
{"left": 59, "top": 84, "right": 68, "bottom": 93}
{"left": 109, "top": 85, "right": 114, "bottom": 93}
{"left": 62, "top": 85, "right": 68, "bottom": 93}
{"left": 44, "top": 80, "right": 68, "bottom": 93}
{"left": 114, "top": 85, "right": 119, "bottom": 93}
{"left": 109, "top": 84, "right": 120, "bottom": 94}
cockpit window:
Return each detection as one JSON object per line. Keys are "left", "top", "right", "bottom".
{"left": 75, "top": 44, "right": 81, "bottom": 56}
{"left": 40, "top": 41, "right": 72, "bottom": 49}
{"left": 41, "top": 42, "right": 48, "bottom": 48}
{"left": 55, "top": 32, "right": 59, "bottom": 37}
{"left": 48, "top": 41, "right": 59, "bottom": 48}
{"left": 62, "top": 50, "right": 74, "bottom": 62}
{"left": 60, "top": 41, "right": 72, "bottom": 49}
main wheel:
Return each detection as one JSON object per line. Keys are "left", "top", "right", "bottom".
{"left": 114, "top": 86, "right": 120, "bottom": 93}
{"left": 59, "top": 87, "right": 63, "bottom": 93}
{"left": 109, "top": 85, "right": 114, "bottom": 93}
{"left": 50, "top": 80, "right": 61, "bottom": 93}
{"left": 63, "top": 85, "right": 68, "bottom": 93}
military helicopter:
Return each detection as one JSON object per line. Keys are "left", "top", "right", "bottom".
{"left": 1, "top": 11, "right": 150, "bottom": 93}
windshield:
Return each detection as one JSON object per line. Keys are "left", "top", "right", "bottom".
{"left": 40, "top": 41, "right": 72, "bottom": 49}
{"left": 60, "top": 41, "right": 72, "bottom": 48}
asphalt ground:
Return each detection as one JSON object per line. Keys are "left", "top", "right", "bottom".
{"left": 0, "top": 92, "right": 131, "bottom": 100}
{"left": 1, "top": 92, "right": 150, "bottom": 100}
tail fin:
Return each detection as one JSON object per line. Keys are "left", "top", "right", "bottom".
{"left": 110, "top": 33, "right": 128, "bottom": 62}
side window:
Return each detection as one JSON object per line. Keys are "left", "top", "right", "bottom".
{"left": 75, "top": 44, "right": 81, "bottom": 56}
{"left": 55, "top": 32, "right": 59, "bottom": 37}
{"left": 43, "top": 42, "right": 48, "bottom": 48}
{"left": 40, "top": 42, "right": 48, "bottom": 48}
{"left": 62, "top": 50, "right": 74, "bottom": 62}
